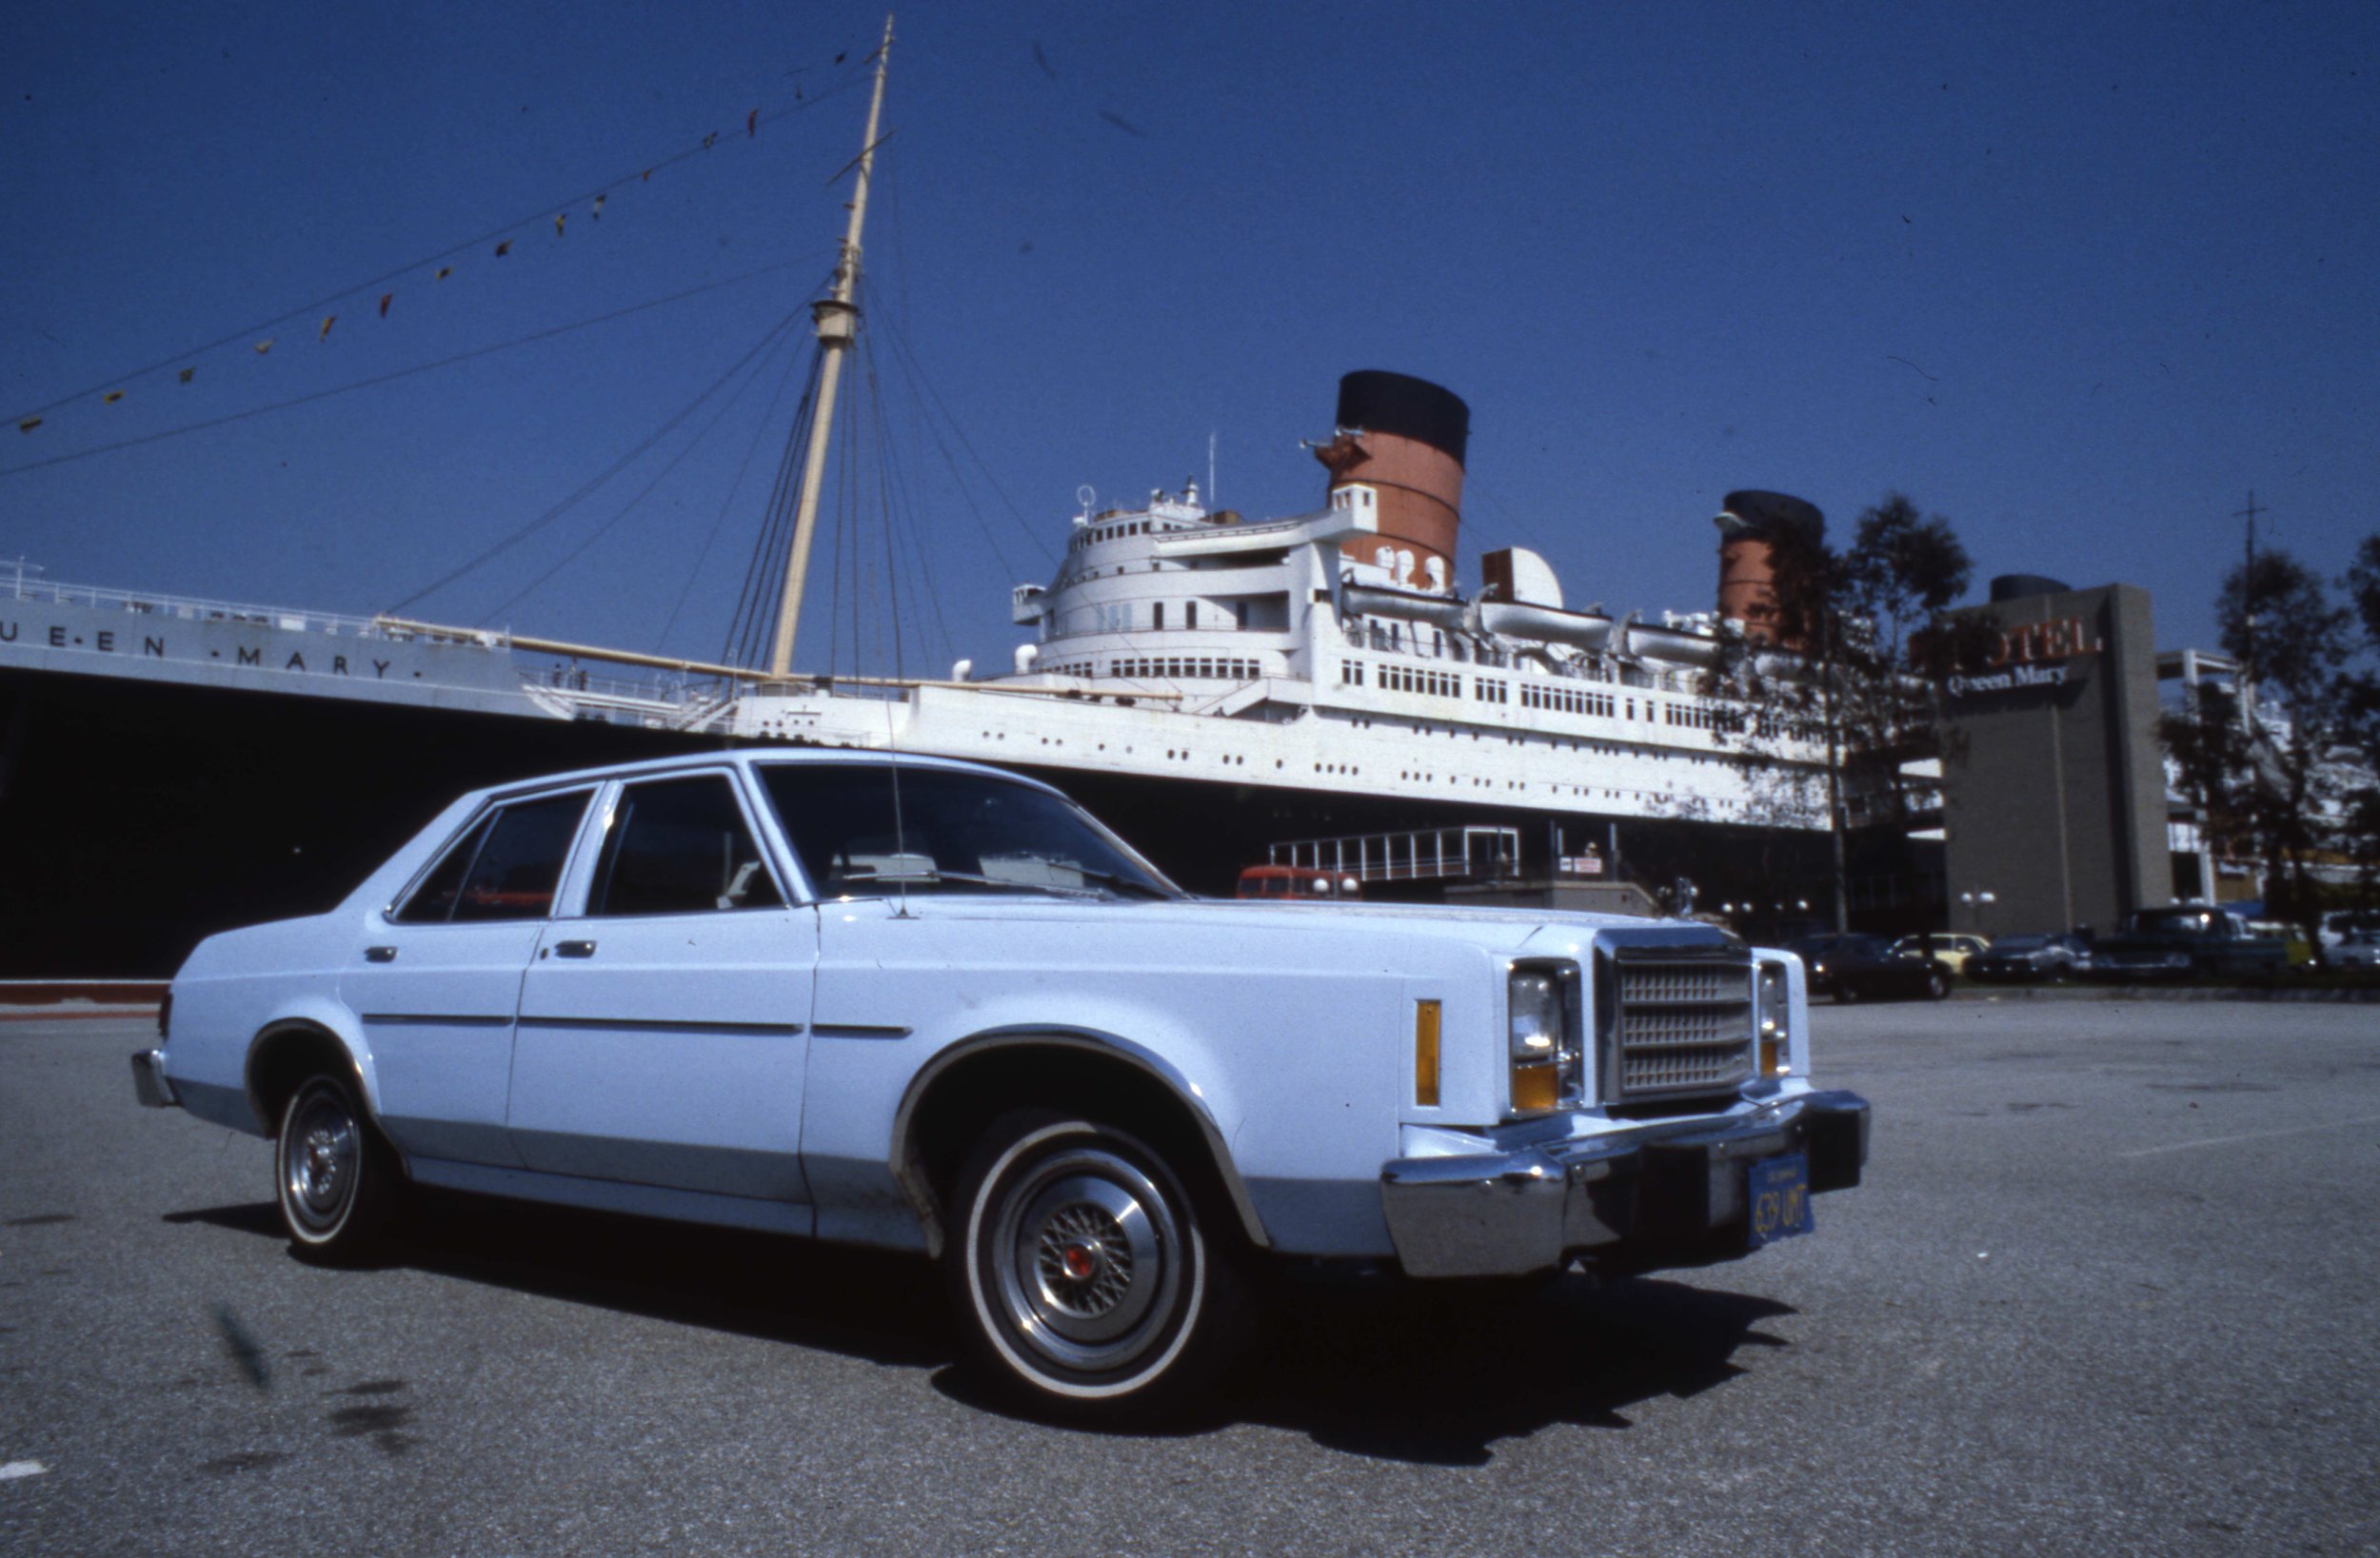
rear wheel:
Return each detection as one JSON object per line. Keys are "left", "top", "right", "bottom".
{"left": 947, "top": 1110, "right": 1244, "bottom": 1420}
{"left": 275, "top": 1074, "right": 401, "bottom": 1263}
{"left": 1924, "top": 966, "right": 1951, "bottom": 1000}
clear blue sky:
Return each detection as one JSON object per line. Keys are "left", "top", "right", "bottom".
{"left": 6, "top": 1, "right": 2375, "bottom": 679}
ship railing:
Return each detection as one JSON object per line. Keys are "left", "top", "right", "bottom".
{"left": 2, "top": 573, "right": 474, "bottom": 641}
{"left": 1266, "top": 825, "right": 1523, "bottom": 884}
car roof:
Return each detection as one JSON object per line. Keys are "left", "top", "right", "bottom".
{"left": 467, "top": 748, "right": 1069, "bottom": 809}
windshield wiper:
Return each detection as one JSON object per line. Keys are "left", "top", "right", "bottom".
{"left": 1068, "top": 868, "right": 1180, "bottom": 900}
{"left": 837, "top": 868, "right": 1101, "bottom": 897}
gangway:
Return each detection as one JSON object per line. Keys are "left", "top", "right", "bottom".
{"left": 1266, "top": 825, "right": 1522, "bottom": 884}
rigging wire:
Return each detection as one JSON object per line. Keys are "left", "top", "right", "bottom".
{"left": 655, "top": 321, "right": 813, "bottom": 655}
{"left": 862, "top": 338, "right": 955, "bottom": 668}
{"left": 876, "top": 357, "right": 908, "bottom": 688}
{"left": 821, "top": 385, "right": 852, "bottom": 680}
{"left": 871, "top": 291, "right": 1056, "bottom": 572}
{"left": 721, "top": 342, "right": 827, "bottom": 669}
{"left": 385, "top": 303, "right": 802, "bottom": 617}
{"left": 1463, "top": 477, "right": 1565, "bottom": 562}
{"left": 478, "top": 309, "right": 803, "bottom": 625}
{"left": 7, "top": 69, "right": 873, "bottom": 429}
{"left": 1, "top": 259, "right": 822, "bottom": 481}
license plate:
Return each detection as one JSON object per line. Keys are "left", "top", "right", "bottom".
{"left": 1747, "top": 1153, "right": 1814, "bottom": 1247}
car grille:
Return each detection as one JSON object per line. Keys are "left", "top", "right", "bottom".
{"left": 1600, "top": 944, "right": 1756, "bottom": 1102}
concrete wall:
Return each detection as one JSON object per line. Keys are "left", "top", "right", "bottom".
{"left": 1941, "top": 582, "right": 2170, "bottom": 938}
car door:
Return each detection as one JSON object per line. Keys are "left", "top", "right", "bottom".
{"left": 508, "top": 769, "right": 815, "bottom": 1206}
{"left": 337, "top": 787, "right": 595, "bottom": 1166}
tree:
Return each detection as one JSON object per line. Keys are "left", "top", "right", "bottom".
{"left": 2333, "top": 535, "right": 2380, "bottom": 907}
{"left": 2214, "top": 548, "right": 2353, "bottom": 942}
{"left": 2160, "top": 675, "right": 2253, "bottom": 883}
{"left": 1727, "top": 492, "right": 1982, "bottom": 931}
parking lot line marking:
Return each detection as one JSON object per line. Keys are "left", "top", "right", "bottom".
{"left": 2116, "top": 1113, "right": 2380, "bottom": 1159}
{"left": 0, "top": 1462, "right": 49, "bottom": 1481}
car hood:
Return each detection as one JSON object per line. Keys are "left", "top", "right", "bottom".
{"left": 873, "top": 894, "right": 1732, "bottom": 958}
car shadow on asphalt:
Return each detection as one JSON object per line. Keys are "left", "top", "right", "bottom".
{"left": 1215, "top": 1272, "right": 1795, "bottom": 1465}
{"left": 166, "top": 1196, "right": 1795, "bottom": 1466}
{"left": 164, "top": 1193, "right": 958, "bottom": 1370}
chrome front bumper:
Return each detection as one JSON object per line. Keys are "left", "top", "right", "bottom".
{"left": 1379, "top": 1090, "right": 1870, "bottom": 1279}
{"left": 129, "top": 1048, "right": 177, "bottom": 1109}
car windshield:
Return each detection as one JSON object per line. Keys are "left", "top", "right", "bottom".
{"left": 1792, "top": 935, "right": 1885, "bottom": 958}
{"left": 2130, "top": 911, "right": 2228, "bottom": 937}
{"left": 758, "top": 763, "right": 1180, "bottom": 901}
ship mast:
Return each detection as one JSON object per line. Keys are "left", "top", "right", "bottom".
{"left": 766, "top": 13, "right": 894, "bottom": 680}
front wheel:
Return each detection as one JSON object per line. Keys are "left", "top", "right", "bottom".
{"left": 947, "top": 1111, "right": 1243, "bottom": 1420}
{"left": 1924, "top": 967, "right": 1951, "bottom": 1001}
{"left": 275, "top": 1074, "right": 401, "bottom": 1263}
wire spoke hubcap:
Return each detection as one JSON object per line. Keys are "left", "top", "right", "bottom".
{"left": 282, "top": 1091, "right": 360, "bottom": 1233}
{"left": 991, "top": 1150, "right": 1183, "bottom": 1372}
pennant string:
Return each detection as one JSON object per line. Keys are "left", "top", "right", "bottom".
{"left": 4, "top": 63, "right": 870, "bottom": 430}
{"left": 0, "top": 259, "right": 815, "bottom": 479}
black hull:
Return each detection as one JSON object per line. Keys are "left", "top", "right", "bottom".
{"left": 2, "top": 667, "right": 1865, "bottom": 976}
{"left": 0, "top": 668, "right": 713, "bottom": 976}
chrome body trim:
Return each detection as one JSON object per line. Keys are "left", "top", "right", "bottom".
{"left": 1379, "top": 1089, "right": 1870, "bottom": 1278}
{"left": 515, "top": 1016, "right": 805, "bottom": 1038}
{"left": 889, "top": 1025, "right": 1271, "bottom": 1259}
{"left": 241, "top": 1020, "right": 379, "bottom": 1139}
{"left": 129, "top": 1048, "right": 177, "bottom": 1109}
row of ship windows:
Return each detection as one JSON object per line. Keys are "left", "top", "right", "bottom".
{"left": 1342, "top": 661, "right": 1744, "bottom": 732}
{"left": 1043, "top": 657, "right": 1263, "bottom": 681}
{"left": 1069, "top": 521, "right": 1163, "bottom": 553}
{"left": 867, "top": 725, "right": 1755, "bottom": 810}
{"left": 1338, "top": 715, "right": 1735, "bottom": 766}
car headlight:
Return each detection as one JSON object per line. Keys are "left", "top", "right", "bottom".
{"left": 1756, "top": 958, "right": 1791, "bottom": 1075}
{"left": 1507, "top": 963, "right": 1578, "bottom": 1113}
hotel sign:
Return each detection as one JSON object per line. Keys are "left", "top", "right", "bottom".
{"left": 1947, "top": 614, "right": 2098, "bottom": 700}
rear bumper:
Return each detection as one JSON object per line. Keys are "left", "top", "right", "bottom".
{"left": 1379, "top": 1090, "right": 1870, "bottom": 1279}
{"left": 129, "top": 1048, "right": 178, "bottom": 1109}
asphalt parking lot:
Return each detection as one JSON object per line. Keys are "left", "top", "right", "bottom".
{"left": 4, "top": 1000, "right": 2376, "bottom": 1556}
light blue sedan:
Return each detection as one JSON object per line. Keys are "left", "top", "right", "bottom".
{"left": 133, "top": 751, "right": 1868, "bottom": 1417}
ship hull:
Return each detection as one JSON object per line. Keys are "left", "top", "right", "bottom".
{"left": 2, "top": 664, "right": 1851, "bottom": 976}
{"left": 0, "top": 665, "right": 705, "bottom": 976}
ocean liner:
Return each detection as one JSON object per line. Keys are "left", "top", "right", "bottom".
{"left": 1, "top": 34, "right": 1833, "bottom": 976}
{"left": 0, "top": 370, "right": 1833, "bottom": 976}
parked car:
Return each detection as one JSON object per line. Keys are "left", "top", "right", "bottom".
{"left": 2332, "top": 929, "right": 2380, "bottom": 970}
{"left": 2319, "top": 910, "right": 2380, "bottom": 950}
{"left": 1889, "top": 932, "right": 1992, "bottom": 976}
{"left": 132, "top": 752, "right": 1868, "bottom": 1418}
{"left": 1971, "top": 933, "right": 2092, "bottom": 983}
{"left": 1235, "top": 864, "right": 1361, "bottom": 900}
{"left": 1788, "top": 933, "right": 1951, "bottom": 1002}
{"left": 2089, "top": 907, "right": 2289, "bottom": 981}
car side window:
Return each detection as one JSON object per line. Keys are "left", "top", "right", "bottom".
{"left": 392, "top": 814, "right": 495, "bottom": 923}
{"left": 394, "top": 793, "right": 589, "bottom": 923}
{"left": 588, "top": 774, "right": 785, "bottom": 917}
{"left": 448, "top": 793, "right": 589, "bottom": 922}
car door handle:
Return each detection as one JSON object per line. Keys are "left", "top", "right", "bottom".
{"left": 365, "top": 946, "right": 397, "bottom": 963}
{"left": 555, "top": 940, "right": 598, "bottom": 958}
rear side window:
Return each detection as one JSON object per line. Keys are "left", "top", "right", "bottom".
{"left": 588, "top": 774, "right": 784, "bottom": 917}
{"left": 394, "top": 791, "right": 589, "bottom": 923}
{"left": 393, "top": 815, "right": 493, "bottom": 924}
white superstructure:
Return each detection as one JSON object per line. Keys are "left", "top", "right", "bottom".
{"left": 726, "top": 477, "right": 1820, "bottom": 827}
